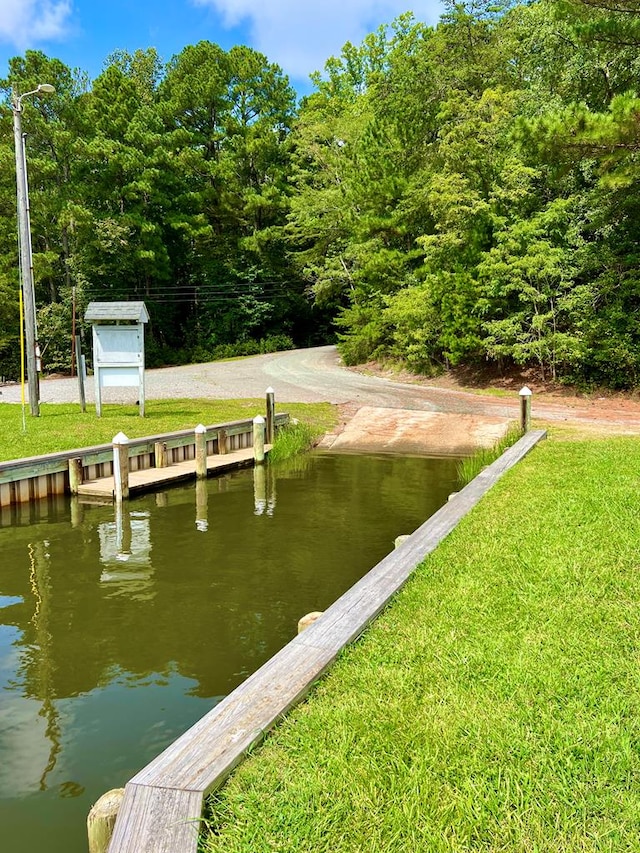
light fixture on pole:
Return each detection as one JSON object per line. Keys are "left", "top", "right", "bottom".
{"left": 12, "top": 82, "right": 55, "bottom": 417}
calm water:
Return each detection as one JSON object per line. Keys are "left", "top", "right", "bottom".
{"left": 0, "top": 452, "right": 459, "bottom": 853}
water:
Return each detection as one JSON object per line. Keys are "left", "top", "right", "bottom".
{"left": 0, "top": 452, "right": 459, "bottom": 852}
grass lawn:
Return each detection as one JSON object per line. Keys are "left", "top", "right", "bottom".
{"left": 0, "top": 400, "right": 337, "bottom": 462}
{"left": 203, "top": 436, "right": 640, "bottom": 852}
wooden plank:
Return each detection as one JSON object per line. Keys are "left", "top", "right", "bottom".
{"left": 0, "top": 457, "right": 68, "bottom": 484}
{"left": 34, "top": 475, "right": 48, "bottom": 500}
{"left": 108, "top": 430, "right": 546, "bottom": 853}
{"left": 0, "top": 483, "right": 11, "bottom": 508}
{"left": 132, "top": 640, "right": 336, "bottom": 792}
{"left": 107, "top": 785, "right": 202, "bottom": 853}
{"left": 77, "top": 447, "right": 272, "bottom": 499}
{"left": 16, "top": 479, "right": 31, "bottom": 503}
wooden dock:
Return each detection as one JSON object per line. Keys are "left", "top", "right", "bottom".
{"left": 106, "top": 429, "right": 547, "bottom": 853}
{"left": 77, "top": 446, "right": 271, "bottom": 500}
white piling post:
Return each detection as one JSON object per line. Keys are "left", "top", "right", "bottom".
{"left": 253, "top": 415, "right": 265, "bottom": 464}
{"left": 519, "top": 386, "right": 532, "bottom": 433}
{"left": 112, "top": 432, "right": 129, "bottom": 502}
{"left": 195, "top": 424, "right": 207, "bottom": 479}
{"left": 265, "top": 386, "right": 275, "bottom": 444}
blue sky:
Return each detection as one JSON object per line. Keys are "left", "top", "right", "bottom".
{"left": 0, "top": 0, "right": 444, "bottom": 93}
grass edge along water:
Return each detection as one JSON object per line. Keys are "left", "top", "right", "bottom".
{"left": 201, "top": 435, "right": 640, "bottom": 853}
{"left": 456, "top": 423, "right": 522, "bottom": 486}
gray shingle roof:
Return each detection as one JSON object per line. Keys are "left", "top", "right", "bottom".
{"left": 85, "top": 301, "right": 149, "bottom": 323}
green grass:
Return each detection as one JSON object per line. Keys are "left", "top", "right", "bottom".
{"left": 202, "top": 436, "right": 640, "bottom": 852}
{"left": 268, "top": 420, "right": 318, "bottom": 463}
{"left": 457, "top": 423, "right": 522, "bottom": 485}
{"left": 0, "top": 400, "right": 336, "bottom": 462}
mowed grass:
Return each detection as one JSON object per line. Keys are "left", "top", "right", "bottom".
{"left": 203, "top": 436, "right": 640, "bottom": 853}
{"left": 0, "top": 400, "right": 337, "bottom": 462}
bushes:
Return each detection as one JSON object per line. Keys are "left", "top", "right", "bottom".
{"left": 145, "top": 334, "right": 295, "bottom": 368}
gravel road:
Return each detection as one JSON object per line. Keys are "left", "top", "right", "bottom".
{"left": 2, "top": 345, "right": 639, "bottom": 432}
{"left": 0, "top": 345, "right": 514, "bottom": 414}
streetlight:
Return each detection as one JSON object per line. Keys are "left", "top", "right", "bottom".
{"left": 12, "top": 82, "right": 55, "bottom": 417}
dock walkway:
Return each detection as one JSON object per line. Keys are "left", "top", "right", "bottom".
{"left": 77, "top": 446, "right": 271, "bottom": 500}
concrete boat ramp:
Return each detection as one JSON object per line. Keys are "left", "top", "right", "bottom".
{"left": 321, "top": 407, "right": 512, "bottom": 455}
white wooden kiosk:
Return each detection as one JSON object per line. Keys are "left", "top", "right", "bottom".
{"left": 85, "top": 301, "right": 149, "bottom": 417}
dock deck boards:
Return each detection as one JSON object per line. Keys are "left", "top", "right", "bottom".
{"left": 77, "top": 446, "right": 271, "bottom": 499}
{"left": 107, "top": 430, "right": 547, "bottom": 853}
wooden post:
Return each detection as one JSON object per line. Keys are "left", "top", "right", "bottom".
{"left": 154, "top": 441, "right": 168, "bottom": 469}
{"left": 195, "top": 424, "right": 207, "bottom": 479}
{"left": 112, "top": 432, "right": 129, "bottom": 502}
{"left": 298, "top": 611, "right": 323, "bottom": 634}
{"left": 217, "top": 428, "right": 228, "bottom": 455}
{"left": 519, "top": 386, "right": 532, "bottom": 433}
{"left": 68, "top": 457, "right": 83, "bottom": 495}
{"left": 394, "top": 535, "right": 410, "bottom": 549}
{"left": 87, "top": 788, "right": 125, "bottom": 853}
{"left": 75, "top": 334, "right": 86, "bottom": 414}
{"left": 265, "top": 386, "right": 275, "bottom": 444}
{"left": 253, "top": 415, "right": 265, "bottom": 464}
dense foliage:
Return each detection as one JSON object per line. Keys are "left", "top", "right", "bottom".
{"left": 1, "top": 0, "right": 639, "bottom": 387}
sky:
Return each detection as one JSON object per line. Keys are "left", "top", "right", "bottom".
{"left": 0, "top": 0, "right": 445, "bottom": 94}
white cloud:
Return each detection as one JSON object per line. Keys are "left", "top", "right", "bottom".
{"left": 195, "top": 0, "right": 443, "bottom": 80}
{"left": 0, "top": 0, "right": 72, "bottom": 50}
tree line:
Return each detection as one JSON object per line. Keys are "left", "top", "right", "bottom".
{"left": 1, "top": 0, "right": 638, "bottom": 388}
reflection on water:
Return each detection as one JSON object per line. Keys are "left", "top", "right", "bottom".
{"left": 99, "top": 510, "right": 154, "bottom": 600}
{"left": 0, "top": 452, "right": 459, "bottom": 853}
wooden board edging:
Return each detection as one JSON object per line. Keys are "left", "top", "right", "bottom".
{"left": 107, "top": 428, "right": 547, "bottom": 853}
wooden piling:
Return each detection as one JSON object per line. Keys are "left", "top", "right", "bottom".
{"left": 394, "top": 535, "right": 410, "bottom": 549}
{"left": 519, "top": 386, "right": 532, "bottom": 432}
{"left": 112, "top": 432, "right": 129, "bottom": 502}
{"left": 154, "top": 441, "right": 168, "bottom": 469}
{"left": 68, "top": 457, "right": 83, "bottom": 495}
{"left": 253, "top": 415, "right": 265, "bottom": 464}
{"left": 297, "top": 611, "right": 324, "bottom": 633}
{"left": 265, "top": 387, "right": 275, "bottom": 444}
{"left": 195, "top": 424, "right": 207, "bottom": 479}
{"left": 87, "top": 788, "right": 125, "bottom": 853}
{"left": 217, "top": 428, "right": 228, "bottom": 455}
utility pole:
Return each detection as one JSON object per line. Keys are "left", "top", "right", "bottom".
{"left": 11, "top": 83, "right": 55, "bottom": 417}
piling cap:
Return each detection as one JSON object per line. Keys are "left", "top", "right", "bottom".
{"left": 112, "top": 431, "right": 129, "bottom": 444}
{"left": 194, "top": 423, "right": 207, "bottom": 433}
{"left": 519, "top": 386, "right": 533, "bottom": 397}
{"left": 266, "top": 386, "right": 274, "bottom": 394}
{"left": 253, "top": 415, "right": 265, "bottom": 424}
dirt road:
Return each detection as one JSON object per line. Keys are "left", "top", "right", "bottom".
{"left": 2, "top": 345, "right": 639, "bottom": 436}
